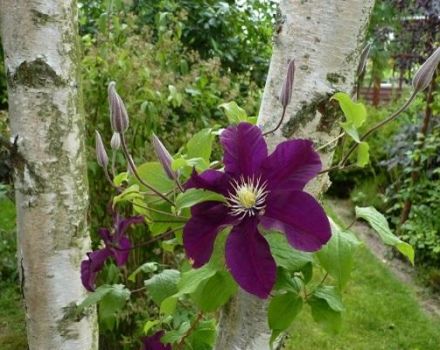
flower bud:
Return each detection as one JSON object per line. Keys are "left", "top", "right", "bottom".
{"left": 356, "top": 43, "right": 371, "bottom": 77}
{"left": 152, "top": 133, "right": 177, "bottom": 180}
{"left": 279, "top": 59, "right": 295, "bottom": 109}
{"left": 110, "top": 132, "right": 121, "bottom": 150}
{"left": 108, "top": 81, "right": 129, "bottom": 133}
{"left": 95, "top": 130, "right": 108, "bottom": 168}
{"left": 412, "top": 47, "right": 440, "bottom": 93}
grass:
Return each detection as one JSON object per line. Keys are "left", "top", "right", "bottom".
{"left": 287, "top": 204, "right": 440, "bottom": 350}
{"left": 0, "top": 283, "right": 27, "bottom": 350}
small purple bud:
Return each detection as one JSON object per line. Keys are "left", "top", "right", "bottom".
{"left": 279, "top": 59, "right": 295, "bottom": 109}
{"left": 412, "top": 47, "right": 440, "bottom": 93}
{"left": 95, "top": 130, "right": 108, "bottom": 168}
{"left": 356, "top": 43, "right": 371, "bottom": 77}
{"left": 110, "top": 132, "right": 121, "bottom": 150}
{"left": 152, "top": 133, "right": 177, "bottom": 180}
{"left": 108, "top": 81, "right": 129, "bottom": 133}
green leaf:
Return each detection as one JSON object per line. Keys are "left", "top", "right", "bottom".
{"left": 186, "top": 129, "right": 214, "bottom": 162}
{"left": 112, "top": 184, "right": 142, "bottom": 205}
{"left": 144, "top": 269, "right": 180, "bottom": 305}
{"left": 332, "top": 92, "right": 367, "bottom": 143}
{"left": 266, "top": 233, "right": 313, "bottom": 272}
{"left": 192, "top": 271, "right": 237, "bottom": 312}
{"left": 77, "top": 284, "right": 115, "bottom": 311}
{"left": 143, "top": 320, "right": 160, "bottom": 335}
{"left": 171, "top": 157, "right": 209, "bottom": 172}
{"left": 355, "top": 206, "right": 415, "bottom": 264}
{"left": 357, "top": 141, "right": 370, "bottom": 167}
{"left": 308, "top": 296, "right": 342, "bottom": 334}
{"left": 113, "top": 172, "right": 129, "bottom": 187}
{"left": 99, "top": 284, "right": 131, "bottom": 330}
{"left": 312, "top": 286, "right": 344, "bottom": 312}
{"left": 219, "top": 101, "right": 248, "bottom": 124}
{"left": 134, "top": 162, "right": 175, "bottom": 193}
{"left": 160, "top": 295, "right": 178, "bottom": 316}
{"left": 187, "top": 320, "right": 217, "bottom": 349}
{"left": 175, "top": 188, "right": 226, "bottom": 211}
{"left": 177, "top": 265, "right": 217, "bottom": 296}
{"left": 128, "top": 262, "right": 159, "bottom": 282}
{"left": 161, "top": 321, "right": 190, "bottom": 343}
{"left": 316, "top": 219, "right": 360, "bottom": 289}
{"left": 268, "top": 292, "right": 303, "bottom": 332}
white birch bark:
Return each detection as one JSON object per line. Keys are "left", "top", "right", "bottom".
{"left": 215, "top": 0, "right": 375, "bottom": 349}
{"left": 0, "top": 1, "right": 98, "bottom": 349}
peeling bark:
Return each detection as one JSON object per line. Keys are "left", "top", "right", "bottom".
{"left": 215, "top": 1, "right": 375, "bottom": 349}
{"left": 0, "top": 1, "right": 98, "bottom": 349}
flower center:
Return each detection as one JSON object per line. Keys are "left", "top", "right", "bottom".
{"left": 227, "top": 176, "right": 269, "bottom": 219}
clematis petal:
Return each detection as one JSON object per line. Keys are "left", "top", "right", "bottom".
{"left": 98, "top": 228, "right": 112, "bottom": 244}
{"left": 185, "top": 168, "right": 231, "bottom": 196}
{"left": 225, "top": 218, "right": 276, "bottom": 298}
{"left": 220, "top": 122, "right": 268, "bottom": 178}
{"left": 184, "top": 201, "right": 235, "bottom": 267}
{"left": 116, "top": 215, "right": 144, "bottom": 238}
{"left": 112, "top": 234, "right": 132, "bottom": 266}
{"left": 261, "top": 190, "right": 331, "bottom": 252}
{"left": 261, "top": 139, "right": 321, "bottom": 191}
{"left": 141, "top": 330, "right": 171, "bottom": 350}
{"left": 80, "top": 248, "right": 112, "bottom": 292}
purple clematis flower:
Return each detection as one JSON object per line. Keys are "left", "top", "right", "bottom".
{"left": 183, "top": 122, "right": 331, "bottom": 298}
{"left": 141, "top": 331, "right": 171, "bottom": 350}
{"left": 81, "top": 213, "right": 144, "bottom": 291}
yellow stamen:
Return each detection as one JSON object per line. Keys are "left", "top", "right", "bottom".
{"left": 237, "top": 186, "right": 257, "bottom": 209}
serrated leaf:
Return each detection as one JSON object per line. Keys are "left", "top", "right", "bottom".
{"left": 219, "top": 101, "right": 248, "bottom": 124}
{"left": 187, "top": 129, "right": 214, "bottom": 162}
{"left": 268, "top": 292, "right": 303, "bottom": 332}
{"left": 316, "top": 219, "right": 360, "bottom": 289}
{"left": 113, "top": 184, "right": 142, "bottom": 205}
{"left": 128, "top": 262, "right": 159, "bottom": 282}
{"left": 355, "top": 206, "right": 415, "bottom": 264}
{"left": 99, "top": 285, "right": 131, "bottom": 330}
{"left": 143, "top": 320, "right": 160, "bottom": 335}
{"left": 175, "top": 188, "right": 225, "bottom": 211}
{"left": 77, "top": 284, "right": 114, "bottom": 311}
{"left": 266, "top": 233, "right": 313, "bottom": 272}
{"left": 192, "top": 271, "right": 237, "bottom": 312}
{"left": 145, "top": 269, "right": 180, "bottom": 305}
{"left": 332, "top": 92, "right": 367, "bottom": 143}
{"left": 357, "top": 141, "right": 370, "bottom": 167}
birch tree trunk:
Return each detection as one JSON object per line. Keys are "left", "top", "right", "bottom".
{"left": 0, "top": 1, "right": 98, "bottom": 349}
{"left": 215, "top": 0, "right": 375, "bottom": 349}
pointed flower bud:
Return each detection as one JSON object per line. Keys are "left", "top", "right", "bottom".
{"left": 412, "top": 47, "right": 440, "bottom": 93}
{"left": 108, "top": 81, "right": 129, "bottom": 133}
{"left": 95, "top": 130, "right": 108, "bottom": 168}
{"left": 152, "top": 133, "right": 177, "bottom": 180}
{"left": 356, "top": 43, "right": 371, "bottom": 77}
{"left": 279, "top": 59, "right": 295, "bottom": 109}
{"left": 110, "top": 132, "right": 121, "bottom": 150}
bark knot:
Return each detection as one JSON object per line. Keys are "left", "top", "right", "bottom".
{"left": 8, "top": 58, "right": 64, "bottom": 89}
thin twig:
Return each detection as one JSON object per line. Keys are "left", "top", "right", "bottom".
{"left": 316, "top": 132, "right": 346, "bottom": 152}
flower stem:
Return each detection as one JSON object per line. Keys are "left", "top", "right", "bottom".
{"left": 263, "top": 106, "right": 287, "bottom": 137}
{"left": 119, "top": 132, "right": 174, "bottom": 205}
{"left": 131, "top": 201, "right": 189, "bottom": 220}
{"left": 176, "top": 312, "right": 204, "bottom": 350}
{"left": 339, "top": 92, "right": 416, "bottom": 167}
{"left": 315, "top": 132, "right": 346, "bottom": 151}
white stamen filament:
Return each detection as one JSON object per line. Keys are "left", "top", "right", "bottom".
{"left": 227, "top": 176, "right": 269, "bottom": 219}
